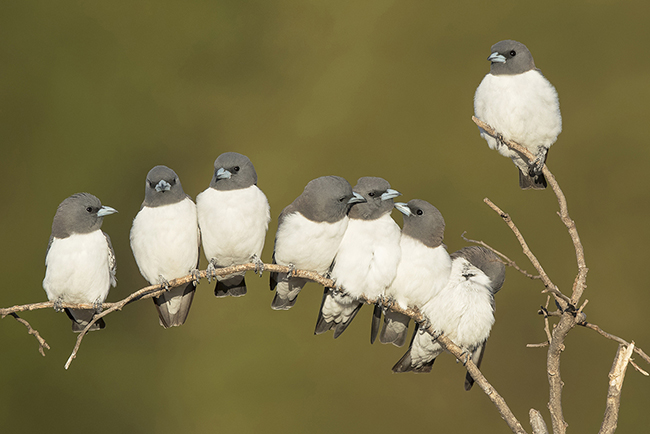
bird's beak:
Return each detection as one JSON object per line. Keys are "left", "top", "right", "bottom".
{"left": 216, "top": 168, "right": 232, "bottom": 179}
{"left": 488, "top": 52, "right": 506, "bottom": 63}
{"left": 97, "top": 206, "right": 118, "bottom": 217}
{"left": 155, "top": 180, "right": 172, "bottom": 192}
{"left": 381, "top": 189, "right": 401, "bottom": 201}
{"left": 348, "top": 192, "right": 366, "bottom": 204}
{"left": 394, "top": 202, "right": 411, "bottom": 216}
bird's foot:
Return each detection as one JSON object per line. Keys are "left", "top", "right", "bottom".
{"left": 416, "top": 316, "right": 432, "bottom": 333}
{"left": 53, "top": 298, "right": 64, "bottom": 313}
{"left": 158, "top": 275, "right": 170, "bottom": 291}
{"left": 458, "top": 349, "right": 471, "bottom": 366}
{"left": 251, "top": 254, "right": 264, "bottom": 277}
{"left": 190, "top": 268, "right": 201, "bottom": 283}
{"left": 286, "top": 263, "right": 296, "bottom": 278}
{"left": 206, "top": 259, "right": 218, "bottom": 283}
{"left": 93, "top": 300, "right": 103, "bottom": 313}
{"left": 530, "top": 150, "right": 547, "bottom": 174}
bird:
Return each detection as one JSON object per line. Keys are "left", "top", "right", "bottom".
{"left": 314, "top": 177, "right": 402, "bottom": 339}
{"left": 270, "top": 176, "right": 365, "bottom": 310}
{"left": 130, "top": 165, "right": 200, "bottom": 328}
{"left": 42, "top": 193, "right": 118, "bottom": 332}
{"left": 378, "top": 199, "right": 451, "bottom": 347}
{"left": 474, "top": 39, "right": 562, "bottom": 189}
{"left": 196, "top": 152, "right": 270, "bottom": 297}
{"left": 392, "top": 246, "right": 506, "bottom": 391}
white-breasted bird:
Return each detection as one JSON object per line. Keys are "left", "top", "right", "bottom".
{"left": 314, "top": 177, "right": 401, "bottom": 340}
{"left": 43, "top": 193, "right": 117, "bottom": 332}
{"left": 379, "top": 199, "right": 451, "bottom": 347}
{"left": 196, "top": 152, "right": 270, "bottom": 297}
{"left": 392, "top": 246, "right": 505, "bottom": 391}
{"left": 130, "top": 165, "right": 200, "bottom": 328}
{"left": 270, "top": 176, "right": 365, "bottom": 310}
{"left": 474, "top": 39, "right": 562, "bottom": 189}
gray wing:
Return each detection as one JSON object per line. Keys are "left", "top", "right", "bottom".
{"left": 464, "top": 341, "right": 487, "bottom": 391}
{"left": 103, "top": 231, "right": 117, "bottom": 287}
{"left": 45, "top": 234, "right": 54, "bottom": 263}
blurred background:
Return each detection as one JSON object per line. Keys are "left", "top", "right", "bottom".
{"left": 1, "top": 1, "right": 648, "bottom": 433}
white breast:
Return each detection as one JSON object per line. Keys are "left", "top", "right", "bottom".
{"left": 274, "top": 213, "right": 348, "bottom": 274}
{"left": 196, "top": 185, "right": 270, "bottom": 265}
{"left": 387, "top": 236, "right": 451, "bottom": 310}
{"left": 474, "top": 70, "right": 562, "bottom": 157}
{"left": 130, "top": 197, "right": 200, "bottom": 284}
{"left": 43, "top": 230, "right": 114, "bottom": 304}
{"left": 330, "top": 214, "right": 402, "bottom": 298}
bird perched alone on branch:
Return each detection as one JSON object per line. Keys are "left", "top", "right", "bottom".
{"left": 270, "top": 176, "right": 365, "bottom": 310}
{"left": 474, "top": 39, "right": 561, "bottom": 189}
{"left": 379, "top": 199, "right": 451, "bottom": 347}
{"left": 393, "top": 246, "right": 505, "bottom": 391}
{"left": 196, "top": 152, "right": 270, "bottom": 297}
{"left": 130, "top": 165, "right": 200, "bottom": 328}
{"left": 43, "top": 193, "right": 117, "bottom": 332}
{"left": 314, "top": 177, "right": 402, "bottom": 340}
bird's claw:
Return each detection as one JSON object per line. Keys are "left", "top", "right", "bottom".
{"left": 190, "top": 268, "right": 201, "bottom": 283}
{"left": 286, "top": 263, "right": 296, "bottom": 278}
{"left": 93, "top": 300, "right": 103, "bottom": 313}
{"left": 416, "top": 316, "right": 432, "bottom": 333}
{"left": 458, "top": 350, "right": 471, "bottom": 366}
{"left": 158, "top": 275, "right": 170, "bottom": 291}
{"left": 53, "top": 298, "right": 64, "bottom": 313}
{"left": 206, "top": 260, "right": 218, "bottom": 283}
{"left": 251, "top": 254, "right": 264, "bottom": 277}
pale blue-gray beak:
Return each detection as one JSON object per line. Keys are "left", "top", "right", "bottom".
{"left": 97, "top": 206, "right": 118, "bottom": 217}
{"left": 488, "top": 52, "right": 506, "bottom": 63}
{"left": 381, "top": 189, "right": 401, "bottom": 201}
{"left": 394, "top": 202, "right": 411, "bottom": 216}
{"left": 155, "top": 180, "right": 172, "bottom": 192}
{"left": 348, "top": 192, "right": 366, "bottom": 204}
{"left": 216, "top": 168, "right": 232, "bottom": 179}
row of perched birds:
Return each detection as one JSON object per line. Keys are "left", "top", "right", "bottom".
{"left": 41, "top": 39, "right": 561, "bottom": 389}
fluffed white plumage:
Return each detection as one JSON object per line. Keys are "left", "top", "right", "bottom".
{"left": 196, "top": 185, "right": 270, "bottom": 267}
{"left": 130, "top": 197, "right": 199, "bottom": 317}
{"left": 272, "top": 212, "right": 348, "bottom": 309}
{"left": 318, "top": 213, "right": 401, "bottom": 331}
{"left": 474, "top": 70, "right": 561, "bottom": 167}
{"left": 43, "top": 230, "right": 115, "bottom": 305}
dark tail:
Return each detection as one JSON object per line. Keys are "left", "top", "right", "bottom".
{"left": 215, "top": 275, "right": 247, "bottom": 297}
{"left": 65, "top": 308, "right": 105, "bottom": 333}
{"left": 153, "top": 282, "right": 196, "bottom": 328}
{"left": 519, "top": 168, "right": 547, "bottom": 190}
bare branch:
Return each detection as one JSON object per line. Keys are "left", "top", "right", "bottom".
{"left": 472, "top": 116, "right": 588, "bottom": 306}
{"left": 8, "top": 313, "right": 50, "bottom": 356}
{"left": 461, "top": 232, "right": 541, "bottom": 280}
{"left": 530, "top": 408, "right": 549, "bottom": 434}
{"left": 599, "top": 343, "right": 635, "bottom": 434}
{"left": 579, "top": 321, "right": 650, "bottom": 366}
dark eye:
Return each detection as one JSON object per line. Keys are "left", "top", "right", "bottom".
{"left": 233, "top": 166, "right": 240, "bottom": 172}
{"left": 339, "top": 197, "right": 345, "bottom": 202}
{"left": 510, "top": 50, "right": 516, "bottom": 56}
{"left": 86, "top": 207, "right": 93, "bottom": 213}
{"left": 368, "top": 192, "right": 375, "bottom": 197}
{"left": 148, "top": 181, "right": 155, "bottom": 188}
{"left": 416, "top": 209, "right": 423, "bottom": 216}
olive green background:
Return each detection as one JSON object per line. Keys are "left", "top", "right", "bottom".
{"left": 1, "top": 1, "right": 648, "bottom": 433}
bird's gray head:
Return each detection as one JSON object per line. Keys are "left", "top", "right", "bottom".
{"left": 143, "top": 165, "right": 186, "bottom": 208}
{"left": 292, "top": 176, "right": 365, "bottom": 223}
{"left": 349, "top": 177, "right": 401, "bottom": 221}
{"left": 452, "top": 246, "right": 506, "bottom": 293}
{"left": 209, "top": 152, "right": 258, "bottom": 191}
{"left": 488, "top": 40, "right": 536, "bottom": 76}
{"left": 395, "top": 199, "right": 445, "bottom": 248}
{"left": 51, "top": 193, "right": 117, "bottom": 238}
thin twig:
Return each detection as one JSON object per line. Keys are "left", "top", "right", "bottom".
{"left": 579, "top": 321, "right": 650, "bottom": 366}
{"left": 8, "top": 313, "right": 50, "bottom": 356}
{"left": 461, "top": 232, "right": 541, "bottom": 280}
{"left": 599, "top": 343, "right": 635, "bottom": 434}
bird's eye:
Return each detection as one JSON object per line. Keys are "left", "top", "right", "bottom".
{"left": 339, "top": 197, "right": 345, "bottom": 202}
{"left": 510, "top": 50, "right": 516, "bottom": 56}
{"left": 233, "top": 166, "right": 240, "bottom": 172}
{"left": 86, "top": 207, "right": 93, "bottom": 213}
{"left": 416, "top": 209, "right": 423, "bottom": 215}
{"left": 148, "top": 181, "right": 155, "bottom": 188}
{"left": 368, "top": 192, "right": 375, "bottom": 197}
